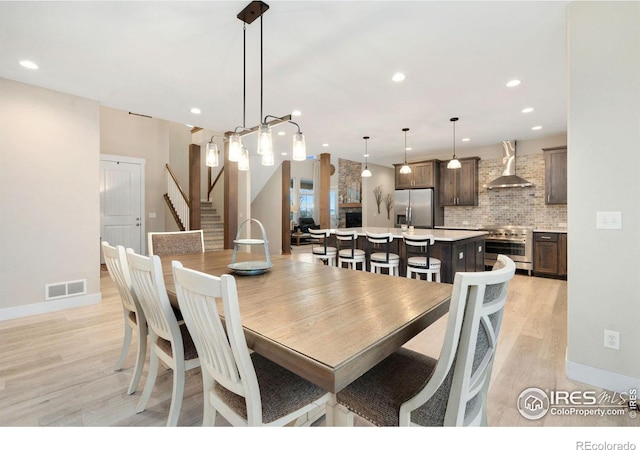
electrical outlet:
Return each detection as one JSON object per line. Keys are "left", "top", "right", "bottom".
{"left": 604, "top": 330, "right": 620, "bottom": 350}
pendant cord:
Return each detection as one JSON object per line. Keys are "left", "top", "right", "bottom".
{"left": 243, "top": 23, "right": 246, "bottom": 129}
{"left": 260, "top": 15, "right": 264, "bottom": 124}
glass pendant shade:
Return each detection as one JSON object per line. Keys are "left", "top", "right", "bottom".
{"left": 206, "top": 141, "right": 219, "bottom": 167}
{"left": 447, "top": 158, "right": 461, "bottom": 169}
{"left": 399, "top": 163, "right": 412, "bottom": 174}
{"left": 228, "top": 134, "right": 242, "bottom": 162}
{"left": 257, "top": 124, "right": 272, "bottom": 156}
{"left": 261, "top": 146, "right": 275, "bottom": 166}
{"left": 361, "top": 166, "right": 372, "bottom": 178}
{"left": 292, "top": 132, "right": 306, "bottom": 161}
{"left": 238, "top": 147, "right": 250, "bottom": 171}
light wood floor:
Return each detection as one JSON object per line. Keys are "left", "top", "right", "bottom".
{"left": 0, "top": 249, "right": 635, "bottom": 428}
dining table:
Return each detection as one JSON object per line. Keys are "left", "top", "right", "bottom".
{"left": 160, "top": 249, "right": 452, "bottom": 425}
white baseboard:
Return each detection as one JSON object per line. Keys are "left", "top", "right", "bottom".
{"left": 566, "top": 358, "right": 640, "bottom": 393}
{"left": 0, "top": 293, "right": 102, "bottom": 321}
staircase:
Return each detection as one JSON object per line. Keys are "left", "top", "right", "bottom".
{"left": 200, "top": 201, "right": 224, "bottom": 252}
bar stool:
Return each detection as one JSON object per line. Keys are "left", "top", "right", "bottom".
{"left": 366, "top": 232, "right": 400, "bottom": 276}
{"left": 336, "top": 230, "right": 366, "bottom": 270}
{"left": 309, "top": 228, "right": 337, "bottom": 266}
{"left": 404, "top": 233, "right": 441, "bottom": 282}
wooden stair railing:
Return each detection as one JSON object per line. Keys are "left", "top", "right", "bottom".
{"left": 208, "top": 165, "right": 224, "bottom": 201}
{"left": 165, "top": 164, "right": 190, "bottom": 230}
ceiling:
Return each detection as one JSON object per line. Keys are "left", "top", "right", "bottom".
{"left": 0, "top": 1, "right": 568, "bottom": 168}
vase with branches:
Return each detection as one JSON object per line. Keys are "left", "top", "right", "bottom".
{"left": 373, "top": 185, "right": 383, "bottom": 214}
{"left": 384, "top": 193, "right": 393, "bottom": 220}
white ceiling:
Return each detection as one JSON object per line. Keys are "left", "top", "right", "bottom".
{"left": 0, "top": 1, "right": 568, "bottom": 167}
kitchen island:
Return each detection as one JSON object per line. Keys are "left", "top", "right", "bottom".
{"left": 332, "top": 227, "right": 487, "bottom": 283}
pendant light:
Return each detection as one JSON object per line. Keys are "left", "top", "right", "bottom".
{"left": 238, "top": 146, "right": 250, "bottom": 171}
{"left": 399, "top": 128, "right": 412, "bottom": 174}
{"left": 291, "top": 122, "right": 306, "bottom": 161}
{"left": 206, "top": 136, "right": 219, "bottom": 167}
{"left": 447, "top": 117, "right": 462, "bottom": 169}
{"left": 361, "top": 136, "right": 372, "bottom": 178}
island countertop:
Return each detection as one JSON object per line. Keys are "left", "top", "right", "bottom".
{"left": 334, "top": 227, "right": 487, "bottom": 242}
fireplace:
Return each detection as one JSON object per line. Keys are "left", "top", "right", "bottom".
{"left": 345, "top": 212, "right": 362, "bottom": 228}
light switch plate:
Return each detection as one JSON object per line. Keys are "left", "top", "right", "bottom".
{"left": 596, "top": 212, "right": 622, "bottom": 229}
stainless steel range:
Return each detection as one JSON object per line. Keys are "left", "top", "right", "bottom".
{"left": 482, "top": 226, "right": 533, "bottom": 275}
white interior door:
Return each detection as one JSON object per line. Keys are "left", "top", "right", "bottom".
{"left": 100, "top": 155, "right": 145, "bottom": 259}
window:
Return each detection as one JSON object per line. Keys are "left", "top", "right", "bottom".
{"left": 299, "top": 178, "right": 314, "bottom": 218}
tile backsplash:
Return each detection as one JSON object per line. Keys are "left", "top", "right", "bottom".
{"left": 444, "top": 153, "right": 567, "bottom": 229}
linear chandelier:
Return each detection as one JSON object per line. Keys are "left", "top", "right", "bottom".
{"left": 227, "top": 1, "right": 306, "bottom": 171}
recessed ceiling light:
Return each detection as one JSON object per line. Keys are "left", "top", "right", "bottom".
{"left": 322, "top": 143, "right": 329, "bottom": 147}
{"left": 185, "top": 124, "right": 194, "bottom": 128}
{"left": 190, "top": 108, "right": 201, "bottom": 114}
{"left": 506, "top": 79, "right": 521, "bottom": 87}
{"left": 277, "top": 131, "right": 286, "bottom": 136}
{"left": 363, "top": 154, "right": 370, "bottom": 158}
{"left": 532, "top": 125, "right": 543, "bottom": 130}
{"left": 405, "top": 147, "right": 412, "bottom": 151}
{"left": 292, "top": 110, "right": 302, "bottom": 117}
{"left": 19, "top": 60, "right": 38, "bottom": 70}
{"left": 522, "top": 107, "right": 534, "bottom": 113}
{"left": 392, "top": 72, "right": 406, "bottom": 82}
{"left": 281, "top": 152, "right": 288, "bottom": 156}
{"left": 462, "top": 138, "right": 470, "bottom": 142}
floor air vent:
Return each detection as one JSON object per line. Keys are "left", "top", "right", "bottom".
{"left": 45, "top": 279, "right": 87, "bottom": 300}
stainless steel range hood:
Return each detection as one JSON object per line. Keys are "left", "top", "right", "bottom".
{"left": 486, "top": 140, "right": 534, "bottom": 189}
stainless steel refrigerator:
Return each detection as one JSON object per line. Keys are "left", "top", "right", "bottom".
{"left": 394, "top": 188, "right": 434, "bottom": 228}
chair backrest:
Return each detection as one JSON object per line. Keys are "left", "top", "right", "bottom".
{"left": 309, "top": 228, "right": 332, "bottom": 254}
{"left": 401, "top": 254, "right": 516, "bottom": 426}
{"left": 148, "top": 230, "right": 204, "bottom": 257}
{"left": 365, "top": 232, "right": 393, "bottom": 262}
{"left": 102, "top": 241, "right": 141, "bottom": 316}
{"left": 126, "top": 249, "right": 183, "bottom": 351}
{"left": 171, "top": 261, "right": 263, "bottom": 424}
{"left": 403, "top": 233, "right": 435, "bottom": 263}
{"left": 335, "top": 230, "right": 358, "bottom": 257}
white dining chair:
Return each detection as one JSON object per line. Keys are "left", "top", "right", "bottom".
{"left": 404, "top": 233, "right": 442, "bottom": 282}
{"left": 101, "top": 241, "right": 147, "bottom": 395}
{"left": 335, "top": 255, "right": 516, "bottom": 426}
{"left": 335, "top": 229, "right": 366, "bottom": 270}
{"left": 126, "top": 249, "right": 200, "bottom": 426}
{"left": 172, "top": 261, "right": 331, "bottom": 426}
{"left": 308, "top": 228, "right": 337, "bottom": 266}
{"left": 147, "top": 230, "right": 204, "bottom": 257}
{"left": 365, "top": 232, "right": 400, "bottom": 276}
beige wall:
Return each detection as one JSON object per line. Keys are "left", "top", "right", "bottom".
{"left": 566, "top": 2, "right": 640, "bottom": 391}
{"left": 0, "top": 78, "right": 101, "bottom": 318}
{"left": 100, "top": 106, "right": 195, "bottom": 234}
{"left": 362, "top": 163, "right": 395, "bottom": 227}
{"left": 251, "top": 164, "right": 284, "bottom": 255}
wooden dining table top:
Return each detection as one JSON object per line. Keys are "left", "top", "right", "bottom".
{"left": 160, "top": 249, "right": 452, "bottom": 394}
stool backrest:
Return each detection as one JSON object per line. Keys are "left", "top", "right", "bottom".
{"left": 335, "top": 230, "right": 358, "bottom": 258}
{"left": 365, "top": 232, "right": 394, "bottom": 263}
{"left": 404, "top": 234, "right": 435, "bottom": 265}
{"left": 309, "top": 228, "right": 332, "bottom": 255}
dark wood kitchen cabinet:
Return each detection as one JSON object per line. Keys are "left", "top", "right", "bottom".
{"left": 439, "top": 157, "right": 480, "bottom": 206}
{"left": 394, "top": 160, "right": 437, "bottom": 189}
{"left": 533, "top": 231, "right": 567, "bottom": 278}
{"left": 543, "top": 146, "right": 567, "bottom": 205}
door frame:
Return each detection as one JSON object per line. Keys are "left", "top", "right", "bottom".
{"left": 100, "top": 153, "right": 146, "bottom": 256}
